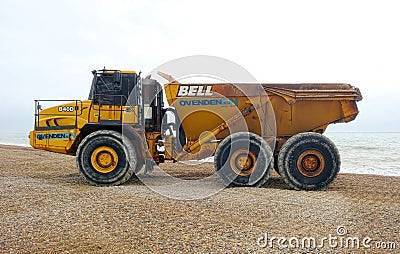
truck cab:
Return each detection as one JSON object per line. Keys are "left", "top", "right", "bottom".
{"left": 30, "top": 69, "right": 166, "bottom": 185}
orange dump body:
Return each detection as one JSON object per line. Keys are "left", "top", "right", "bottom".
{"left": 263, "top": 83, "right": 362, "bottom": 136}
{"left": 165, "top": 83, "right": 362, "bottom": 154}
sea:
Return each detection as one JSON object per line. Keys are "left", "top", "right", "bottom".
{"left": 1, "top": 132, "right": 399, "bottom": 177}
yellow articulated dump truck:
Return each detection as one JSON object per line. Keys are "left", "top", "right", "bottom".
{"left": 30, "top": 69, "right": 362, "bottom": 190}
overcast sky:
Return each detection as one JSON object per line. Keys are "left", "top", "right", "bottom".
{"left": 1, "top": 0, "right": 399, "bottom": 133}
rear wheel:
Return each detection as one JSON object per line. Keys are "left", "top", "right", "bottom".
{"left": 278, "top": 132, "right": 340, "bottom": 190}
{"left": 76, "top": 130, "right": 137, "bottom": 186}
{"left": 214, "top": 132, "right": 273, "bottom": 187}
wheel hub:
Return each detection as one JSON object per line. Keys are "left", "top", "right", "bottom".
{"left": 91, "top": 146, "right": 118, "bottom": 173}
{"left": 97, "top": 151, "right": 113, "bottom": 168}
{"left": 297, "top": 149, "right": 325, "bottom": 177}
{"left": 230, "top": 149, "right": 257, "bottom": 176}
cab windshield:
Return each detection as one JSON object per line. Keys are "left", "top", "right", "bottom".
{"left": 88, "top": 71, "right": 138, "bottom": 106}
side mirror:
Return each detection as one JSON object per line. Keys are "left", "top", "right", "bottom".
{"left": 113, "top": 71, "right": 121, "bottom": 84}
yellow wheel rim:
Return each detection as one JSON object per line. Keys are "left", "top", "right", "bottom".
{"left": 230, "top": 149, "right": 257, "bottom": 176}
{"left": 296, "top": 149, "right": 325, "bottom": 177}
{"left": 91, "top": 146, "right": 118, "bottom": 173}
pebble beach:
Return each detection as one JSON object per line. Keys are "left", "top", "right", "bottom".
{"left": 0, "top": 144, "right": 399, "bottom": 253}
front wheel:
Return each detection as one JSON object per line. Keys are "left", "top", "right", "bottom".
{"left": 214, "top": 132, "right": 274, "bottom": 187}
{"left": 278, "top": 132, "right": 340, "bottom": 190}
{"left": 76, "top": 130, "right": 137, "bottom": 186}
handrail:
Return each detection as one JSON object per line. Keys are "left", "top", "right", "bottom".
{"left": 34, "top": 95, "right": 140, "bottom": 130}
{"left": 34, "top": 100, "right": 83, "bottom": 130}
{"left": 90, "top": 94, "right": 139, "bottom": 124}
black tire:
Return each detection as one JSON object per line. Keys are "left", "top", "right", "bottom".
{"left": 214, "top": 132, "right": 274, "bottom": 187}
{"left": 76, "top": 130, "right": 137, "bottom": 186}
{"left": 135, "top": 160, "right": 145, "bottom": 173}
{"left": 278, "top": 132, "right": 340, "bottom": 190}
{"left": 121, "top": 125, "right": 145, "bottom": 174}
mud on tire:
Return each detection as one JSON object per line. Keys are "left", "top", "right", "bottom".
{"left": 278, "top": 132, "right": 340, "bottom": 190}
